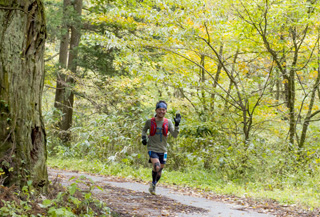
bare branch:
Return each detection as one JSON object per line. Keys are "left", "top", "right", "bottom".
{"left": 146, "top": 45, "right": 242, "bottom": 109}
{"left": 45, "top": 53, "right": 59, "bottom": 62}
{"left": 0, "top": 6, "right": 26, "bottom": 13}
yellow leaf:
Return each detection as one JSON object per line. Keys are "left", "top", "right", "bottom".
{"left": 311, "top": 70, "right": 318, "bottom": 78}
{"left": 186, "top": 18, "right": 194, "bottom": 25}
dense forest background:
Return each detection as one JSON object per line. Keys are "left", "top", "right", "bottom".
{"left": 44, "top": 0, "right": 320, "bottom": 178}
{"left": 2, "top": 0, "right": 320, "bottom": 215}
{"left": 32, "top": 0, "right": 320, "bottom": 212}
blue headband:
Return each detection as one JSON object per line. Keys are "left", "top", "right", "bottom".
{"left": 156, "top": 102, "right": 167, "bottom": 109}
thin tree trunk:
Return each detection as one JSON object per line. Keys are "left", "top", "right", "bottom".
{"left": 61, "top": 0, "right": 82, "bottom": 141}
{"left": 199, "top": 55, "right": 207, "bottom": 112}
{"left": 288, "top": 27, "right": 299, "bottom": 146}
{"left": 55, "top": 0, "right": 82, "bottom": 142}
{"left": 0, "top": 0, "right": 48, "bottom": 190}
{"left": 211, "top": 45, "right": 223, "bottom": 110}
{"left": 54, "top": 0, "right": 70, "bottom": 140}
{"left": 299, "top": 71, "right": 320, "bottom": 148}
{"left": 276, "top": 69, "right": 281, "bottom": 101}
{"left": 299, "top": 33, "right": 320, "bottom": 148}
{"left": 223, "top": 50, "right": 238, "bottom": 110}
{"left": 288, "top": 68, "right": 296, "bottom": 145}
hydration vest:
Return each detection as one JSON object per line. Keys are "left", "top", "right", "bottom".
{"left": 150, "top": 117, "right": 169, "bottom": 137}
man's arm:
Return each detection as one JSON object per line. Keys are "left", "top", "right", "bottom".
{"left": 142, "top": 119, "right": 150, "bottom": 145}
{"left": 168, "top": 120, "right": 179, "bottom": 138}
{"left": 142, "top": 119, "right": 150, "bottom": 136}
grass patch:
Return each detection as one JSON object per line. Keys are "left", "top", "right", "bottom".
{"left": 48, "top": 157, "right": 320, "bottom": 210}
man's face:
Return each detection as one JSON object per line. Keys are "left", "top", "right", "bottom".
{"left": 155, "top": 108, "right": 167, "bottom": 118}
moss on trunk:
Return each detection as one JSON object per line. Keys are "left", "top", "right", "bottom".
{"left": 0, "top": 0, "right": 48, "bottom": 191}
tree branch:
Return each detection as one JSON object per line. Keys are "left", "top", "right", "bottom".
{"left": 0, "top": 6, "right": 26, "bottom": 13}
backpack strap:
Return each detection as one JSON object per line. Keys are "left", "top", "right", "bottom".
{"left": 150, "top": 117, "right": 157, "bottom": 136}
{"left": 149, "top": 117, "right": 169, "bottom": 137}
{"left": 162, "top": 118, "right": 169, "bottom": 136}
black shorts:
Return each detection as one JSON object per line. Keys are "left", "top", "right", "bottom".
{"left": 148, "top": 151, "right": 167, "bottom": 164}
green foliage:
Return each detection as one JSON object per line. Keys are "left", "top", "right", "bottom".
{"left": 77, "top": 45, "right": 119, "bottom": 76}
{"left": 41, "top": 177, "right": 110, "bottom": 217}
{"left": 0, "top": 177, "right": 111, "bottom": 217}
{"left": 43, "top": 74, "right": 146, "bottom": 165}
{"left": 43, "top": 0, "right": 320, "bottom": 210}
{"left": 43, "top": 0, "right": 63, "bottom": 42}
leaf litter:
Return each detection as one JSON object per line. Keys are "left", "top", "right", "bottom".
{"left": 36, "top": 167, "right": 320, "bottom": 217}
{"left": 48, "top": 168, "right": 207, "bottom": 217}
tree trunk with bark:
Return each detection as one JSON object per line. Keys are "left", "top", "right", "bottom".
{"left": 62, "top": 0, "right": 82, "bottom": 139}
{"left": 54, "top": 0, "right": 70, "bottom": 141}
{"left": 211, "top": 45, "right": 223, "bottom": 110}
{"left": 0, "top": 0, "right": 48, "bottom": 190}
{"left": 198, "top": 55, "right": 207, "bottom": 113}
{"left": 54, "top": 0, "right": 82, "bottom": 142}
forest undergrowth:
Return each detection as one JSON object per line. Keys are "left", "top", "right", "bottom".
{"left": 0, "top": 175, "right": 113, "bottom": 216}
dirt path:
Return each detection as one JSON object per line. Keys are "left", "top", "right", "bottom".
{"left": 48, "top": 168, "right": 279, "bottom": 217}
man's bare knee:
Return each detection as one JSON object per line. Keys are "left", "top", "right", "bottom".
{"left": 153, "top": 162, "right": 161, "bottom": 172}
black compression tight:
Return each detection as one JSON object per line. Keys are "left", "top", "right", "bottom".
{"left": 152, "top": 167, "right": 163, "bottom": 185}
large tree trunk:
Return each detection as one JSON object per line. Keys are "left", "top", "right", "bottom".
{"left": 0, "top": 0, "right": 48, "bottom": 190}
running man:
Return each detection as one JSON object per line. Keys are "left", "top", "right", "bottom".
{"left": 141, "top": 100, "right": 181, "bottom": 195}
